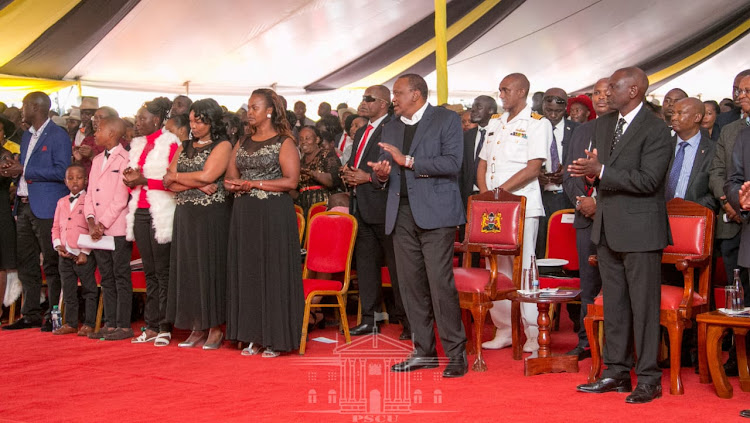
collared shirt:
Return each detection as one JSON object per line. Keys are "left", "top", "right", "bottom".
{"left": 544, "top": 119, "right": 566, "bottom": 192}
{"left": 356, "top": 114, "right": 388, "bottom": 167}
{"left": 17, "top": 118, "right": 51, "bottom": 197}
{"left": 472, "top": 125, "right": 487, "bottom": 191}
{"left": 600, "top": 102, "right": 644, "bottom": 178}
{"left": 479, "top": 104, "right": 552, "bottom": 218}
{"left": 101, "top": 145, "right": 119, "bottom": 171}
{"left": 69, "top": 191, "right": 83, "bottom": 211}
{"left": 400, "top": 102, "right": 429, "bottom": 125}
{"left": 673, "top": 131, "right": 701, "bottom": 200}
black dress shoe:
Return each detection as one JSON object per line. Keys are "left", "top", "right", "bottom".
{"left": 399, "top": 328, "right": 411, "bottom": 341}
{"left": 740, "top": 410, "right": 750, "bottom": 418}
{"left": 566, "top": 346, "right": 592, "bottom": 361}
{"left": 725, "top": 356, "right": 739, "bottom": 377}
{"left": 40, "top": 320, "right": 53, "bottom": 332}
{"left": 443, "top": 353, "right": 468, "bottom": 378}
{"left": 577, "top": 377, "right": 632, "bottom": 394}
{"left": 391, "top": 355, "right": 438, "bottom": 372}
{"left": 2, "top": 317, "right": 42, "bottom": 330}
{"left": 349, "top": 323, "right": 379, "bottom": 336}
{"left": 625, "top": 383, "right": 662, "bottom": 404}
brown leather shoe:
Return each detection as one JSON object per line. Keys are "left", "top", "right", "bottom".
{"left": 77, "top": 325, "right": 94, "bottom": 337}
{"left": 53, "top": 324, "right": 78, "bottom": 335}
{"left": 88, "top": 325, "right": 115, "bottom": 339}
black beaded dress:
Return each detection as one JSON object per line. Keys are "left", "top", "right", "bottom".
{"left": 166, "top": 140, "right": 230, "bottom": 330}
{"left": 226, "top": 135, "right": 303, "bottom": 351}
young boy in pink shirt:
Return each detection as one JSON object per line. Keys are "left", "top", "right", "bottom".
{"left": 51, "top": 163, "right": 98, "bottom": 335}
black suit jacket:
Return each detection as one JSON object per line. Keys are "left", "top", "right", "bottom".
{"left": 591, "top": 104, "right": 673, "bottom": 252}
{"left": 725, "top": 126, "right": 750, "bottom": 267}
{"left": 666, "top": 133, "right": 717, "bottom": 211}
{"left": 459, "top": 127, "right": 479, "bottom": 208}
{"left": 563, "top": 119, "right": 598, "bottom": 229}
{"left": 347, "top": 115, "right": 391, "bottom": 224}
{"left": 554, "top": 118, "right": 579, "bottom": 172}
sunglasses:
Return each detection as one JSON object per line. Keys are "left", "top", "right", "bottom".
{"left": 544, "top": 96, "right": 566, "bottom": 105}
{"left": 362, "top": 95, "right": 385, "bottom": 103}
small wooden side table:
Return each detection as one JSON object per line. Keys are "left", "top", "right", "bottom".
{"left": 514, "top": 290, "right": 581, "bottom": 376}
{"left": 697, "top": 310, "right": 750, "bottom": 398}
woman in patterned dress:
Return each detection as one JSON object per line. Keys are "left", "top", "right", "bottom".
{"left": 163, "top": 98, "right": 232, "bottom": 350}
{"left": 224, "top": 88, "right": 303, "bottom": 357}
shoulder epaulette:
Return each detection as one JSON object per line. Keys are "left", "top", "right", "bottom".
{"left": 530, "top": 111, "right": 543, "bottom": 120}
{"left": 490, "top": 113, "right": 501, "bottom": 119}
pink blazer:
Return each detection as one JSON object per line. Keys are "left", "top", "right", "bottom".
{"left": 84, "top": 145, "right": 130, "bottom": 236}
{"left": 52, "top": 192, "right": 90, "bottom": 252}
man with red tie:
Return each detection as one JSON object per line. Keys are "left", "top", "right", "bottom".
{"left": 341, "top": 85, "right": 409, "bottom": 339}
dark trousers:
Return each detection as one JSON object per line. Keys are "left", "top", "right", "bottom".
{"left": 59, "top": 254, "right": 98, "bottom": 327}
{"left": 536, "top": 190, "right": 573, "bottom": 258}
{"left": 133, "top": 208, "right": 172, "bottom": 333}
{"left": 353, "top": 208, "right": 407, "bottom": 327}
{"left": 16, "top": 202, "right": 60, "bottom": 322}
{"left": 575, "top": 224, "right": 601, "bottom": 348}
{"left": 597, "top": 232, "right": 662, "bottom": 385}
{"left": 392, "top": 203, "right": 466, "bottom": 358}
{"left": 94, "top": 236, "right": 132, "bottom": 328}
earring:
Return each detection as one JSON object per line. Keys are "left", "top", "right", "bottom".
{"left": 267, "top": 113, "right": 272, "bottom": 118}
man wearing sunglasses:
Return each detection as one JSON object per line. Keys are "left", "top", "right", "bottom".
{"left": 536, "top": 88, "right": 578, "bottom": 259}
{"left": 342, "top": 86, "right": 409, "bottom": 340}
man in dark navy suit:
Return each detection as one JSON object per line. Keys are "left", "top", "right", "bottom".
{"left": 370, "top": 74, "right": 467, "bottom": 378}
{"left": 2, "top": 92, "right": 71, "bottom": 331}
{"left": 341, "top": 84, "right": 409, "bottom": 339}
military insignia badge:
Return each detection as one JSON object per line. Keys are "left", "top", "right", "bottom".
{"left": 481, "top": 211, "right": 502, "bottom": 233}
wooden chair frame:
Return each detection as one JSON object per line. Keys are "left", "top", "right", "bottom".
{"left": 455, "top": 188, "right": 526, "bottom": 371}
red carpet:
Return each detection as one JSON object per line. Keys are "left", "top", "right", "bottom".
{"left": 0, "top": 309, "right": 747, "bottom": 423}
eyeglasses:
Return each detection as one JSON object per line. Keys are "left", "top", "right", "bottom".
{"left": 544, "top": 96, "right": 566, "bottom": 105}
{"left": 737, "top": 88, "right": 750, "bottom": 97}
{"left": 362, "top": 95, "right": 386, "bottom": 103}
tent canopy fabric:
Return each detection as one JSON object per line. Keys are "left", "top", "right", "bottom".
{"left": 0, "top": 0, "right": 749, "bottom": 101}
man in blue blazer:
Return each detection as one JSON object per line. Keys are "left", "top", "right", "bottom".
{"left": 370, "top": 74, "right": 468, "bottom": 378}
{"left": 2, "top": 92, "right": 70, "bottom": 330}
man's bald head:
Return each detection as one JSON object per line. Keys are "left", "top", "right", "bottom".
{"left": 607, "top": 67, "right": 649, "bottom": 114}
{"left": 21, "top": 91, "right": 51, "bottom": 127}
{"left": 544, "top": 88, "right": 567, "bottom": 100}
{"left": 370, "top": 85, "right": 391, "bottom": 102}
{"left": 671, "top": 97, "right": 704, "bottom": 139}
{"left": 504, "top": 73, "right": 530, "bottom": 96}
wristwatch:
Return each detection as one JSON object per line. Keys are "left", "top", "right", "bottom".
{"left": 404, "top": 155, "right": 414, "bottom": 169}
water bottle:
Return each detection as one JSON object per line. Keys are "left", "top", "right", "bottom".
{"left": 530, "top": 255, "right": 540, "bottom": 293}
{"left": 51, "top": 305, "right": 62, "bottom": 331}
{"left": 733, "top": 269, "right": 745, "bottom": 311}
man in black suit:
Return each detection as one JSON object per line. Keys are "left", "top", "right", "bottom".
{"left": 459, "top": 95, "right": 497, "bottom": 209}
{"left": 661, "top": 88, "right": 688, "bottom": 126}
{"left": 537, "top": 88, "right": 579, "bottom": 258}
{"left": 666, "top": 97, "right": 717, "bottom": 210}
{"left": 370, "top": 74, "right": 467, "bottom": 378}
{"left": 570, "top": 67, "right": 672, "bottom": 404}
{"left": 341, "top": 84, "right": 409, "bottom": 339}
{"left": 562, "top": 77, "right": 610, "bottom": 360}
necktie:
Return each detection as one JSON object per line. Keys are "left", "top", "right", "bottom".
{"left": 353, "top": 125, "right": 373, "bottom": 168}
{"left": 104, "top": 150, "right": 111, "bottom": 159}
{"left": 666, "top": 141, "right": 688, "bottom": 200}
{"left": 69, "top": 194, "right": 80, "bottom": 203}
{"left": 611, "top": 118, "right": 626, "bottom": 153}
{"left": 475, "top": 128, "right": 486, "bottom": 165}
{"left": 549, "top": 129, "right": 560, "bottom": 172}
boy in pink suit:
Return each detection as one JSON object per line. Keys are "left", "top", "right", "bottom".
{"left": 84, "top": 117, "right": 133, "bottom": 341}
{"left": 51, "top": 163, "right": 98, "bottom": 336}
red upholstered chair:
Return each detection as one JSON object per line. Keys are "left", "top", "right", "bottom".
{"left": 538, "top": 209, "right": 580, "bottom": 329}
{"left": 585, "top": 198, "right": 714, "bottom": 395}
{"left": 294, "top": 204, "right": 304, "bottom": 218}
{"left": 454, "top": 189, "right": 526, "bottom": 371}
{"left": 299, "top": 212, "right": 358, "bottom": 354}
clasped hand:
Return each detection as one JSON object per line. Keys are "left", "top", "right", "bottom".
{"left": 567, "top": 148, "right": 602, "bottom": 179}
{"left": 341, "top": 165, "right": 369, "bottom": 186}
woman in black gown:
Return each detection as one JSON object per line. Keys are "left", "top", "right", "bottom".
{"left": 163, "top": 99, "right": 232, "bottom": 349}
{"left": 224, "top": 88, "right": 303, "bottom": 357}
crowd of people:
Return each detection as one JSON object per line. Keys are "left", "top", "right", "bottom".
{"left": 2, "top": 67, "right": 750, "bottom": 400}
